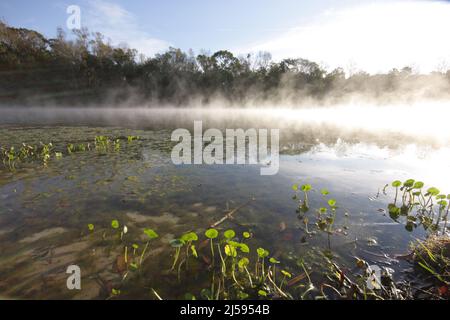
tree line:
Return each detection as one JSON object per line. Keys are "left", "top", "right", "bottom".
{"left": 1, "top": 21, "right": 450, "bottom": 106}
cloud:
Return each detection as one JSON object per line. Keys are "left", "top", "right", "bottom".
{"left": 238, "top": 1, "right": 450, "bottom": 74}
{"left": 83, "top": 0, "right": 171, "bottom": 57}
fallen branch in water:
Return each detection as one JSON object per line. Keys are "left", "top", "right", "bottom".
{"left": 210, "top": 198, "right": 255, "bottom": 228}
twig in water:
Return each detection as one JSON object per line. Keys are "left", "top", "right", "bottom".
{"left": 210, "top": 198, "right": 255, "bottom": 228}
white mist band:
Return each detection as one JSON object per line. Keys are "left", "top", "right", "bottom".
{"left": 171, "top": 121, "right": 280, "bottom": 176}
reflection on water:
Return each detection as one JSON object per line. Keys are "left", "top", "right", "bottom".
{"left": 0, "top": 107, "right": 449, "bottom": 299}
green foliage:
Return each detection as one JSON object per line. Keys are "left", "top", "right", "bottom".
{"left": 257, "top": 248, "right": 269, "bottom": 258}
{"left": 205, "top": 228, "right": 219, "bottom": 239}
{"left": 385, "top": 179, "right": 450, "bottom": 235}
{"left": 111, "top": 220, "right": 120, "bottom": 229}
{"left": 144, "top": 228, "right": 159, "bottom": 239}
{"left": 224, "top": 229, "right": 236, "bottom": 239}
{"left": 2, "top": 22, "right": 439, "bottom": 106}
{"left": 181, "top": 232, "right": 198, "bottom": 242}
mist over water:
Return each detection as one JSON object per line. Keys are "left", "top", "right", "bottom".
{"left": 1, "top": 102, "right": 449, "bottom": 145}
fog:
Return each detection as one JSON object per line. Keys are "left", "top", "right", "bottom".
{"left": 1, "top": 100, "right": 449, "bottom": 148}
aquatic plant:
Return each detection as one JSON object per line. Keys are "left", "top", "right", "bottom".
{"left": 384, "top": 179, "right": 450, "bottom": 235}
{"left": 140, "top": 228, "right": 159, "bottom": 266}
{"left": 69, "top": 177, "right": 450, "bottom": 300}
{"left": 39, "top": 142, "right": 53, "bottom": 166}
{"left": 170, "top": 239, "right": 185, "bottom": 271}
{"left": 292, "top": 182, "right": 341, "bottom": 246}
{"left": 205, "top": 228, "right": 219, "bottom": 263}
{"left": 2, "top": 146, "right": 17, "bottom": 170}
{"left": 0, "top": 135, "right": 140, "bottom": 172}
{"left": 127, "top": 136, "right": 139, "bottom": 143}
{"left": 67, "top": 143, "right": 75, "bottom": 154}
{"left": 180, "top": 231, "right": 199, "bottom": 269}
{"left": 293, "top": 183, "right": 312, "bottom": 213}
{"left": 411, "top": 235, "right": 450, "bottom": 287}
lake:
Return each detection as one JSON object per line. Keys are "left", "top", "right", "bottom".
{"left": 0, "top": 106, "right": 449, "bottom": 299}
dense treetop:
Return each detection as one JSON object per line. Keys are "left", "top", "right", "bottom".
{"left": 1, "top": 21, "right": 449, "bottom": 106}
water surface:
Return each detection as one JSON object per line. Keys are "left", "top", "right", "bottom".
{"left": 0, "top": 107, "right": 449, "bottom": 299}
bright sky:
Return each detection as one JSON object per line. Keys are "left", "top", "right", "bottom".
{"left": 1, "top": 0, "right": 449, "bottom": 73}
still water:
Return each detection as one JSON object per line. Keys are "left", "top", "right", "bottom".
{"left": 0, "top": 107, "right": 449, "bottom": 299}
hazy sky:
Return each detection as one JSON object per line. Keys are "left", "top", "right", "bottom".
{"left": 1, "top": 0, "right": 449, "bottom": 73}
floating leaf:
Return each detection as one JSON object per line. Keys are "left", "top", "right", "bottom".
{"left": 243, "top": 232, "right": 251, "bottom": 239}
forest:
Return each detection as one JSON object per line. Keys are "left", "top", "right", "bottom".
{"left": 1, "top": 21, "right": 450, "bottom": 106}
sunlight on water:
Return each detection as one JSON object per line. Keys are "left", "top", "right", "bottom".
{"left": 0, "top": 105, "right": 449, "bottom": 299}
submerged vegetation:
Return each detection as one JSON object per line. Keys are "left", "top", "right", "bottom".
{"left": 0, "top": 128, "right": 449, "bottom": 300}
{"left": 0, "top": 135, "right": 140, "bottom": 170}
{"left": 66, "top": 179, "right": 449, "bottom": 300}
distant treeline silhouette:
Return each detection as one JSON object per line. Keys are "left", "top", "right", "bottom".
{"left": 1, "top": 21, "right": 450, "bottom": 106}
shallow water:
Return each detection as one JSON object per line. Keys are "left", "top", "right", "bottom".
{"left": 0, "top": 107, "right": 449, "bottom": 299}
